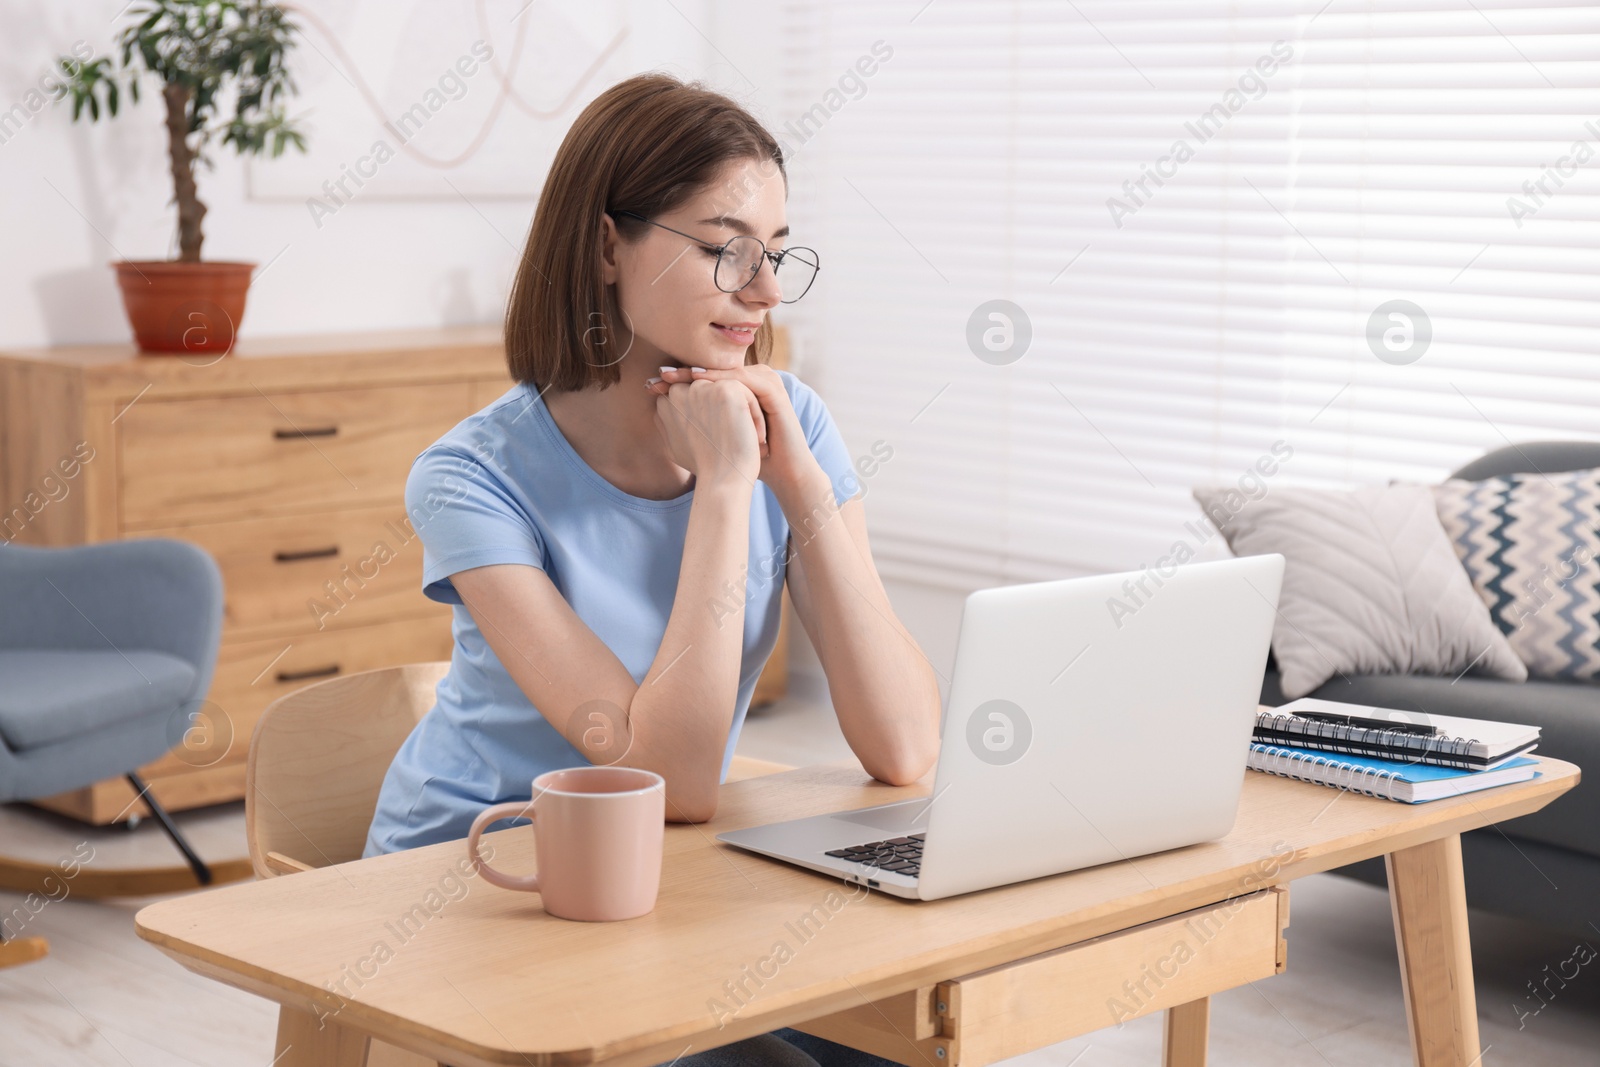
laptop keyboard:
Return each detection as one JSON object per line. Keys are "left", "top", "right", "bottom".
{"left": 825, "top": 833, "right": 925, "bottom": 877}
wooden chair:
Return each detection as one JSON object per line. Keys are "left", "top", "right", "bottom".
{"left": 246, "top": 661, "right": 793, "bottom": 1066}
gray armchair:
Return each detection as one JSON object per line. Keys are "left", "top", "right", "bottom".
{"left": 1260, "top": 441, "right": 1600, "bottom": 936}
{"left": 0, "top": 538, "right": 231, "bottom": 967}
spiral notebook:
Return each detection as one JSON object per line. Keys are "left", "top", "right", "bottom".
{"left": 1254, "top": 697, "right": 1540, "bottom": 770}
{"left": 1247, "top": 742, "right": 1540, "bottom": 803}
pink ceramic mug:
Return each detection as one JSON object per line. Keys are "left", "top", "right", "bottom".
{"left": 466, "top": 765, "right": 666, "bottom": 922}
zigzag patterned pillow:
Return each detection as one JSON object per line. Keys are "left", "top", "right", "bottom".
{"left": 1432, "top": 469, "right": 1600, "bottom": 680}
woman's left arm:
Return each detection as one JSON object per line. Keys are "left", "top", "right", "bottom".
{"left": 652, "top": 365, "right": 942, "bottom": 784}
{"left": 781, "top": 478, "right": 942, "bottom": 785}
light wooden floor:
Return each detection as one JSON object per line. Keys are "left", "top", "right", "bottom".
{"left": 3, "top": 682, "right": 1598, "bottom": 1067}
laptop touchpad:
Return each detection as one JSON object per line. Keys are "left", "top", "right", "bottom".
{"left": 831, "top": 800, "right": 929, "bottom": 834}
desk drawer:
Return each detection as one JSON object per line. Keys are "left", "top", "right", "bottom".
{"left": 795, "top": 887, "right": 1289, "bottom": 1067}
{"left": 119, "top": 383, "right": 470, "bottom": 527}
{"left": 142, "top": 505, "right": 433, "bottom": 636}
{"left": 139, "top": 615, "right": 454, "bottom": 777}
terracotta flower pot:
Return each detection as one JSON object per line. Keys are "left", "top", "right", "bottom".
{"left": 112, "top": 260, "right": 256, "bottom": 356}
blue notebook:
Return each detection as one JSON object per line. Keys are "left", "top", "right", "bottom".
{"left": 1247, "top": 742, "right": 1540, "bottom": 804}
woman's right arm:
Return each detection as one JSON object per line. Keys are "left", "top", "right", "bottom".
{"left": 449, "top": 379, "right": 761, "bottom": 822}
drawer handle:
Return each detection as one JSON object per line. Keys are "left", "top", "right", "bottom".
{"left": 277, "top": 664, "right": 341, "bottom": 683}
{"left": 274, "top": 426, "right": 339, "bottom": 439}
{"left": 274, "top": 545, "right": 339, "bottom": 563}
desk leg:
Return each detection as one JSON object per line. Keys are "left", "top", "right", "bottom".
{"left": 275, "top": 1004, "right": 371, "bottom": 1067}
{"left": 1386, "top": 835, "right": 1484, "bottom": 1067}
{"left": 1162, "top": 998, "right": 1209, "bottom": 1067}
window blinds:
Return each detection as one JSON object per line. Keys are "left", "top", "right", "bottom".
{"left": 773, "top": 1, "right": 1600, "bottom": 593}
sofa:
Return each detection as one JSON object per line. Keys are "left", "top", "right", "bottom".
{"left": 1257, "top": 441, "right": 1600, "bottom": 938}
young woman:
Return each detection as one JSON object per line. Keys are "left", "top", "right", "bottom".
{"left": 363, "top": 73, "right": 941, "bottom": 1066}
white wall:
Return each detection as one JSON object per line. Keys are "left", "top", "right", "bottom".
{"left": 0, "top": 0, "right": 748, "bottom": 346}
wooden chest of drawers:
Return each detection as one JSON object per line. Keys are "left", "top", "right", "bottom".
{"left": 0, "top": 326, "right": 789, "bottom": 824}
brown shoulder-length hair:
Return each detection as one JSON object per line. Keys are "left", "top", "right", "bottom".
{"left": 505, "top": 73, "right": 787, "bottom": 392}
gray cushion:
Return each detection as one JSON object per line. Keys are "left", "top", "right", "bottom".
{"left": 0, "top": 649, "right": 197, "bottom": 751}
{"left": 1260, "top": 669, "right": 1600, "bottom": 861}
{"left": 1194, "top": 482, "right": 1527, "bottom": 699}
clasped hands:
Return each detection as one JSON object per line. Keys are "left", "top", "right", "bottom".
{"left": 645, "top": 364, "right": 818, "bottom": 497}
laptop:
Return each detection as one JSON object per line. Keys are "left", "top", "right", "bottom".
{"left": 717, "top": 553, "right": 1285, "bottom": 900}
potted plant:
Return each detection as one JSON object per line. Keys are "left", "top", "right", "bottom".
{"left": 52, "top": 0, "right": 306, "bottom": 355}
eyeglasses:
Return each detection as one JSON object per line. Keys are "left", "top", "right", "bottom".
{"left": 609, "top": 209, "right": 820, "bottom": 303}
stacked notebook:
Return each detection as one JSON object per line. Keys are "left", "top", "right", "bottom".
{"left": 1248, "top": 697, "right": 1542, "bottom": 804}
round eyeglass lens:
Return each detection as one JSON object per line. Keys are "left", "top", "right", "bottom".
{"left": 774, "top": 247, "right": 819, "bottom": 303}
{"left": 715, "top": 236, "right": 764, "bottom": 293}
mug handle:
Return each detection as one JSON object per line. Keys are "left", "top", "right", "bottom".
{"left": 467, "top": 801, "right": 541, "bottom": 892}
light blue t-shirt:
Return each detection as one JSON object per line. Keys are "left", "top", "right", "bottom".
{"left": 363, "top": 370, "right": 857, "bottom": 857}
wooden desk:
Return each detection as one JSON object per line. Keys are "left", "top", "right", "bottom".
{"left": 136, "top": 758, "right": 1579, "bottom": 1067}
